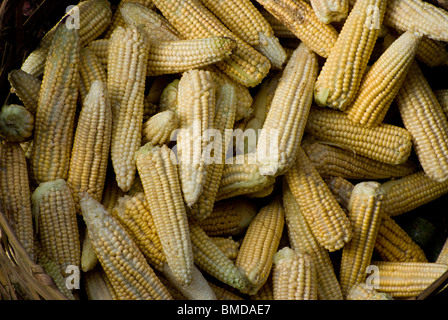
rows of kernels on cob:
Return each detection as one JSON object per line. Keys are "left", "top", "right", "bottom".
{"left": 1, "top": 0, "right": 448, "bottom": 301}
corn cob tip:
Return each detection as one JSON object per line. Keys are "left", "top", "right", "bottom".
{"left": 0, "top": 104, "right": 34, "bottom": 142}
{"left": 347, "top": 181, "right": 385, "bottom": 212}
{"left": 314, "top": 88, "right": 330, "bottom": 107}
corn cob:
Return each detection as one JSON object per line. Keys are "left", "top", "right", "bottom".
{"left": 375, "top": 215, "right": 428, "bottom": 263}
{"left": 199, "top": 0, "right": 287, "bottom": 69}
{"left": 395, "top": 62, "right": 448, "bottom": 183}
{"left": 282, "top": 182, "right": 343, "bottom": 300}
{"left": 384, "top": 0, "right": 448, "bottom": 42}
{"left": 249, "top": 276, "right": 275, "bottom": 300}
{"left": 21, "top": 0, "right": 112, "bottom": 77}
{"left": 67, "top": 80, "right": 112, "bottom": 213}
{"left": 310, "top": 0, "right": 348, "bottom": 23}
{"left": 257, "top": 7, "right": 297, "bottom": 38}
{"left": 415, "top": 38, "right": 448, "bottom": 67}
{"left": 151, "top": 0, "right": 271, "bottom": 87}
{"left": 84, "top": 267, "right": 116, "bottom": 300}
{"left": 339, "top": 181, "right": 384, "bottom": 297}
{"left": 107, "top": 26, "right": 150, "bottom": 192}
{"left": 136, "top": 144, "right": 194, "bottom": 286}
{"left": 302, "top": 140, "right": 418, "bottom": 180}
{"left": 305, "top": 107, "right": 413, "bottom": 165}
{"left": 346, "top": 283, "right": 392, "bottom": 300}
{"left": 211, "top": 237, "right": 241, "bottom": 261}
{"left": 7, "top": 69, "right": 41, "bottom": 114}
{"left": 87, "top": 39, "right": 110, "bottom": 67}
{"left": 380, "top": 171, "right": 448, "bottom": 217}
{"left": 314, "top": 0, "right": 387, "bottom": 110}
{"left": 142, "top": 110, "right": 180, "bottom": 146}
{"left": 79, "top": 192, "right": 172, "bottom": 300}
{"left": 324, "top": 176, "right": 354, "bottom": 210}
{"left": 369, "top": 261, "right": 448, "bottom": 298}
{"left": 254, "top": 0, "right": 339, "bottom": 58}
{"left": 235, "top": 197, "right": 285, "bottom": 295}
{"left": 78, "top": 48, "right": 107, "bottom": 104}
{"left": 256, "top": 42, "right": 318, "bottom": 177}
{"left": 0, "top": 104, "right": 34, "bottom": 142}
{"left": 436, "top": 238, "right": 448, "bottom": 265}
{"left": 30, "top": 23, "right": 79, "bottom": 185}
{"left": 208, "top": 281, "right": 246, "bottom": 300}
{"left": 158, "top": 79, "right": 180, "bottom": 113}
{"left": 285, "top": 146, "right": 352, "bottom": 252}
{"left": 189, "top": 221, "right": 250, "bottom": 292}
{"left": 435, "top": 89, "right": 448, "bottom": 117}
{"left": 272, "top": 247, "right": 318, "bottom": 300}
{"left": 0, "top": 141, "right": 35, "bottom": 261}
{"left": 32, "top": 179, "right": 81, "bottom": 278}
{"left": 81, "top": 229, "right": 99, "bottom": 272}
{"left": 345, "top": 31, "right": 422, "bottom": 127}
{"left": 101, "top": 172, "right": 125, "bottom": 213}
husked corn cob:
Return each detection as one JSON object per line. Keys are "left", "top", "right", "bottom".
{"left": 78, "top": 48, "right": 107, "bottom": 103}
{"left": 346, "top": 283, "right": 392, "bottom": 300}
{"left": 272, "top": 247, "right": 318, "bottom": 300}
{"left": 375, "top": 215, "right": 428, "bottom": 263}
{"left": 101, "top": 173, "right": 125, "bottom": 213}
{"left": 235, "top": 197, "right": 285, "bottom": 295}
{"left": 314, "top": 0, "right": 387, "bottom": 110}
{"left": 0, "top": 104, "right": 34, "bottom": 142}
{"left": 254, "top": 0, "right": 339, "bottom": 58}
{"left": 415, "top": 38, "right": 448, "bottom": 67}
{"left": 87, "top": 39, "right": 109, "bottom": 67}
{"left": 210, "top": 237, "right": 241, "bottom": 261}
{"left": 107, "top": 26, "right": 150, "bottom": 192}
{"left": 189, "top": 221, "right": 250, "bottom": 292}
{"left": 305, "top": 107, "right": 413, "bottom": 165}
{"left": 310, "top": 0, "right": 348, "bottom": 23}
{"left": 196, "top": 197, "right": 257, "bottom": 237}
{"left": 151, "top": 0, "right": 271, "bottom": 87}
{"left": 282, "top": 183, "right": 343, "bottom": 300}
{"left": 302, "top": 140, "right": 418, "bottom": 180}
{"left": 258, "top": 7, "right": 297, "bottom": 38}
{"left": 79, "top": 192, "right": 172, "bottom": 300}
{"left": 136, "top": 144, "right": 194, "bottom": 286}
{"left": 8, "top": 69, "right": 41, "bottom": 114}
{"left": 256, "top": 42, "right": 318, "bottom": 177}
{"left": 436, "top": 238, "right": 448, "bottom": 265}
{"left": 81, "top": 229, "right": 99, "bottom": 272}
{"left": 67, "top": 80, "right": 112, "bottom": 213}
{"left": 339, "top": 181, "right": 384, "bottom": 297}
{"left": 324, "top": 176, "right": 354, "bottom": 210}
{"left": 370, "top": 261, "right": 448, "bottom": 298}
{"left": 345, "top": 31, "right": 422, "bottom": 127}
{"left": 199, "top": 0, "right": 287, "bottom": 69}
{"left": 434, "top": 89, "right": 448, "bottom": 116}
{"left": 0, "top": 141, "right": 35, "bottom": 261}
{"left": 84, "top": 267, "right": 116, "bottom": 300}
{"left": 30, "top": 24, "right": 79, "bottom": 185}
{"left": 159, "top": 79, "right": 180, "bottom": 113}
{"left": 285, "top": 146, "right": 352, "bottom": 252}
{"left": 32, "top": 179, "right": 81, "bottom": 278}
{"left": 384, "top": 0, "right": 448, "bottom": 42}
{"left": 395, "top": 62, "right": 448, "bottom": 183}
{"left": 380, "top": 171, "right": 448, "bottom": 217}
{"left": 142, "top": 110, "right": 180, "bottom": 146}
{"left": 21, "top": 0, "right": 112, "bottom": 77}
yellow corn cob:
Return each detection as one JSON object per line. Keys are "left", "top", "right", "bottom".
{"left": 272, "top": 247, "right": 318, "bottom": 300}
{"left": 369, "top": 261, "right": 448, "bottom": 298}
{"left": 435, "top": 89, "right": 448, "bottom": 116}
{"left": 158, "top": 79, "right": 180, "bottom": 113}
{"left": 345, "top": 31, "right": 422, "bottom": 127}
{"left": 79, "top": 192, "right": 172, "bottom": 300}
{"left": 302, "top": 140, "right": 418, "bottom": 180}
{"left": 135, "top": 144, "right": 194, "bottom": 286}
{"left": 8, "top": 69, "right": 41, "bottom": 114}
{"left": 67, "top": 80, "right": 112, "bottom": 213}
{"left": 256, "top": 42, "right": 318, "bottom": 177}
{"left": 249, "top": 276, "right": 275, "bottom": 300}
{"left": 235, "top": 197, "right": 285, "bottom": 295}
{"left": 257, "top": 6, "right": 297, "bottom": 38}
{"left": 188, "top": 80, "right": 237, "bottom": 220}
{"left": 87, "top": 39, "right": 109, "bottom": 67}
{"left": 310, "top": 0, "right": 348, "bottom": 23}
{"left": 101, "top": 172, "right": 125, "bottom": 213}
{"left": 30, "top": 24, "right": 79, "bottom": 185}
{"left": 254, "top": 0, "right": 339, "bottom": 58}
{"left": 384, "top": 0, "right": 448, "bottom": 42}
{"left": 210, "top": 237, "right": 241, "bottom": 261}
{"left": 305, "top": 107, "right": 413, "bottom": 165}
{"left": 142, "top": 111, "right": 179, "bottom": 147}
{"left": 81, "top": 229, "right": 99, "bottom": 272}
{"left": 346, "top": 283, "right": 393, "bottom": 300}
{"left": 199, "top": 0, "right": 287, "bottom": 69}
{"left": 375, "top": 215, "right": 428, "bottom": 263}
{"left": 78, "top": 48, "right": 107, "bottom": 103}
{"left": 339, "top": 181, "right": 384, "bottom": 297}
{"left": 380, "top": 171, "right": 448, "bottom": 217}
{"left": 84, "top": 267, "right": 116, "bottom": 300}
{"left": 189, "top": 221, "right": 250, "bottom": 292}
{"left": 0, "top": 141, "right": 35, "bottom": 261}
{"left": 0, "top": 104, "right": 34, "bottom": 142}
{"left": 151, "top": 0, "right": 271, "bottom": 87}
{"left": 282, "top": 182, "right": 343, "bottom": 300}
{"left": 416, "top": 37, "right": 448, "bottom": 67}
{"left": 208, "top": 281, "right": 246, "bottom": 300}
{"left": 314, "top": 0, "right": 387, "bottom": 110}
{"left": 176, "top": 69, "right": 216, "bottom": 207}
{"left": 395, "top": 62, "right": 448, "bottom": 182}
{"left": 107, "top": 26, "right": 150, "bottom": 192}
{"left": 324, "top": 176, "right": 354, "bottom": 210}
{"left": 285, "top": 146, "right": 352, "bottom": 252}
{"left": 21, "top": 0, "right": 112, "bottom": 77}
{"left": 196, "top": 197, "right": 257, "bottom": 237}
{"left": 32, "top": 179, "right": 81, "bottom": 278}
{"left": 436, "top": 238, "right": 448, "bottom": 265}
